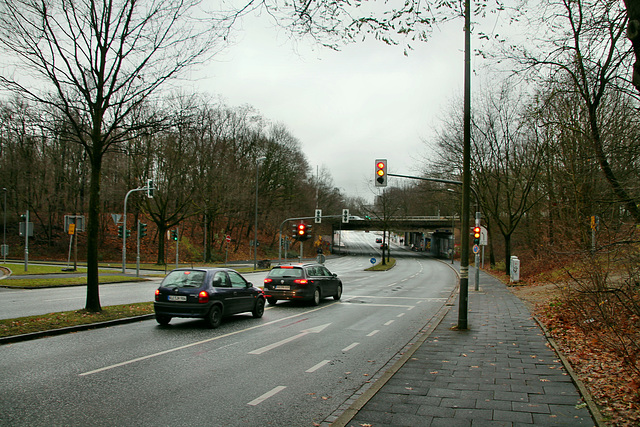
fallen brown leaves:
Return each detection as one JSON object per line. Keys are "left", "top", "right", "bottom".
{"left": 511, "top": 281, "right": 640, "bottom": 426}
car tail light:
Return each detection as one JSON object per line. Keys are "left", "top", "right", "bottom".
{"left": 281, "top": 266, "right": 293, "bottom": 269}
{"left": 264, "top": 278, "right": 273, "bottom": 284}
{"left": 155, "top": 289, "right": 160, "bottom": 301}
{"left": 198, "top": 291, "right": 209, "bottom": 303}
{"left": 294, "top": 279, "right": 308, "bottom": 285}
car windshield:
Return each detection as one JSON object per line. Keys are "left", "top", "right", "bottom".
{"left": 161, "top": 270, "right": 206, "bottom": 288}
{"left": 268, "top": 268, "right": 303, "bottom": 278}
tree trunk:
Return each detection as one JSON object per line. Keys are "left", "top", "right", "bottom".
{"left": 504, "top": 233, "right": 512, "bottom": 276}
{"left": 157, "top": 225, "right": 168, "bottom": 265}
{"left": 85, "top": 153, "right": 102, "bottom": 312}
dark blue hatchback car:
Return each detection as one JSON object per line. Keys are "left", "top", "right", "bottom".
{"left": 154, "top": 267, "right": 265, "bottom": 328}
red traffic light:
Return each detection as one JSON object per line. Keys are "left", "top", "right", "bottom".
{"left": 473, "top": 226, "right": 481, "bottom": 238}
{"left": 297, "top": 224, "right": 306, "bottom": 236}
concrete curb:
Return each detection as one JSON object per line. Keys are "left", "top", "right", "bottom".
{"left": 0, "top": 314, "right": 155, "bottom": 345}
{"left": 327, "top": 288, "right": 458, "bottom": 427}
{"left": 325, "top": 259, "right": 460, "bottom": 426}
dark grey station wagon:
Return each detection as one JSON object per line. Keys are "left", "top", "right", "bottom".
{"left": 263, "top": 263, "right": 343, "bottom": 306}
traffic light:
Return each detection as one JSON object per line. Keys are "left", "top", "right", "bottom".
{"left": 473, "top": 226, "right": 481, "bottom": 246}
{"left": 306, "top": 224, "right": 313, "bottom": 240}
{"left": 118, "top": 225, "right": 123, "bottom": 238}
{"left": 314, "top": 209, "right": 322, "bottom": 224}
{"left": 171, "top": 229, "right": 178, "bottom": 241}
{"left": 146, "top": 179, "right": 154, "bottom": 198}
{"left": 126, "top": 229, "right": 131, "bottom": 238}
{"left": 292, "top": 223, "right": 299, "bottom": 240}
{"left": 297, "top": 223, "right": 307, "bottom": 240}
{"left": 342, "top": 208, "right": 350, "bottom": 223}
{"left": 139, "top": 222, "right": 147, "bottom": 238}
{"left": 375, "top": 159, "right": 387, "bottom": 187}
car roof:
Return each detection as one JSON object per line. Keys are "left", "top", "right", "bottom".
{"left": 169, "top": 267, "right": 237, "bottom": 273}
{"left": 272, "top": 263, "right": 321, "bottom": 268}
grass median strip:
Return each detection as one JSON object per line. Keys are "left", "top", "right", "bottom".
{"left": 0, "top": 302, "right": 154, "bottom": 338}
{"left": 366, "top": 258, "right": 396, "bottom": 271}
{"left": 0, "top": 275, "right": 147, "bottom": 288}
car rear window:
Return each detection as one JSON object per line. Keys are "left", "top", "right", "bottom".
{"left": 161, "top": 270, "right": 206, "bottom": 288}
{"left": 268, "top": 267, "right": 303, "bottom": 278}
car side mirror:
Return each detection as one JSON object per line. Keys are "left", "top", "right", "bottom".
{"left": 332, "top": 273, "right": 337, "bottom": 278}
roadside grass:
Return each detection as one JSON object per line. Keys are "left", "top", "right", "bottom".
{"left": 0, "top": 262, "right": 269, "bottom": 338}
{"left": 0, "top": 274, "right": 147, "bottom": 288}
{"left": 0, "top": 302, "right": 154, "bottom": 338}
{"left": 366, "top": 258, "right": 396, "bottom": 271}
{"left": 0, "top": 264, "right": 114, "bottom": 276}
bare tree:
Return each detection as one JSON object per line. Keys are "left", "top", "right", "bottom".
{"left": 623, "top": 0, "right": 640, "bottom": 91}
{"left": 0, "top": 0, "right": 230, "bottom": 311}
{"left": 472, "top": 83, "right": 545, "bottom": 273}
{"left": 505, "top": 0, "right": 640, "bottom": 224}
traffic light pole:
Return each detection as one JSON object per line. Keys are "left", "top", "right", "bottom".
{"left": 475, "top": 212, "right": 480, "bottom": 291}
{"left": 136, "top": 220, "right": 141, "bottom": 277}
{"left": 278, "top": 215, "right": 343, "bottom": 263}
{"left": 387, "top": 171, "right": 479, "bottom": 330}
{"left": 23, "top": 210, "right": 29, "bottom": 272}
{"left": 122, "top": 183, "right": 153, "bottom": 274}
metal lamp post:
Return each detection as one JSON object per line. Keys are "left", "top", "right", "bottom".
{"left": 2, "top": 188, "right": 6, "bottom": 264}
{"left": 254, "top": 156, "right": 266, "bottom": 270}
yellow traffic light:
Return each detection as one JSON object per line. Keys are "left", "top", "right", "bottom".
{"left": 375, "top": 159, "right": 387, "bottom": 187}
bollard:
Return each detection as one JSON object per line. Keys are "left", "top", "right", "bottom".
{"left": 510, "top": 256, "right": 520, "bottom": 283}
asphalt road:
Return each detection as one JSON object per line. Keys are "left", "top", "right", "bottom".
{"left": 0, "top": 234, "right": 457, "bottom": 426}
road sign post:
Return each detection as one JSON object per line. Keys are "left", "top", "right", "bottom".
{"left": 20, "top": 211, "right": 30, "bottom": 271}
{"left": 225, "top": 235, "right": 231, "bottom": 265}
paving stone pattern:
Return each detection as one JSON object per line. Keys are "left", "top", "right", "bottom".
{"left": 343, "top": 271, "right": 595, "bottom": 427}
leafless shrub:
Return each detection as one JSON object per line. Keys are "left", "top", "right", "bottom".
{"left": 560, "top": 245, "right": 640, "bottom": 386}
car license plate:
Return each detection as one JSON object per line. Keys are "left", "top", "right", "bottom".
{"left": 275, "top": 285, "right": 290, "bottom": 290}
{"left": 168, "top": 295, "right": 187, "bottom": 302}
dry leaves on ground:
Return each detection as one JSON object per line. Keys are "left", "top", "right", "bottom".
{"left": 510, "top": 282, "right": 640, "bottom": 426}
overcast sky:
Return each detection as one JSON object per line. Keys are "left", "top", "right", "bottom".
{"left": 187, "top": 14, "right": 471, "bottom": 201}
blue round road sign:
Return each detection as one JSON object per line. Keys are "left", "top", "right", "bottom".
{"left": 370, "top": 257, "right": 376, "bottom": 264}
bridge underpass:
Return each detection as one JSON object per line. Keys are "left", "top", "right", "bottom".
{"left": 329, "top": 216, "right": 459, "bottom": 259}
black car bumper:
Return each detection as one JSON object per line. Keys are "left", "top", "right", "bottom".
{"left": 154, "top": 301, "right": 211, "bottom": 318}
{"left": 263, "top": 288, "right": 313, "bottom": 301}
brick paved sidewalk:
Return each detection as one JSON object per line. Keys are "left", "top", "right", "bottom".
{"left": 329, "top": 269, "right": 597, "bottom": 426}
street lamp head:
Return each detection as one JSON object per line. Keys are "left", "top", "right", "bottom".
{"left": 257, "top": 156, "right": 266, "bottom": 163}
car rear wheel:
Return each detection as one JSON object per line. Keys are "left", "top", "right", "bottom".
{"left": 156, "top": 314, "right": 171, "bottom": 326}
{"left": 334, "top": 284, "right": 342, "bottom": 300}
{"left": 206, "top": 305, "right": 222, "bottom": 329}
{"left": 267, "top": 297, "right": 278, "bottom": 305}
{"left": 311, "top": 288, "right": 321, "bottom": 306}
{"left": 252, "top": 298, "right": 265, "bottom": 318}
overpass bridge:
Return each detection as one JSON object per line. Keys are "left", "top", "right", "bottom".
{"left": 329, "top": 216, "right": 459, "bottom": 232}
{"left": 330, "top": 216, "right": 459, "bottom": 258}
{"left": 280, "top": 215, "right": 459, "bottom": 260}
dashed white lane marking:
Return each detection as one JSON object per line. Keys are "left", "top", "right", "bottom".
{"left": 248, "top": 386, "right": 287, "bottom": 406}
{"left": 342, "top": 342, "right": 359, "bottom": 352}
{"left": 306, "top": 360, "right": 331, "bottom": 373}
